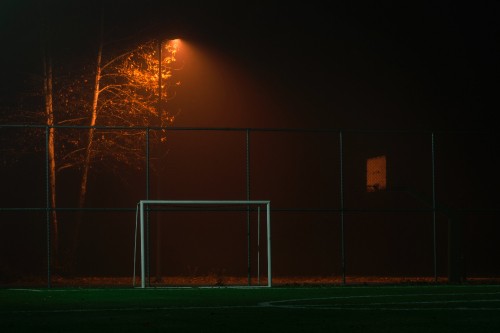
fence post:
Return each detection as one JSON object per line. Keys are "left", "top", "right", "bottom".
{"left": 246, "top": 129, "right": 251, "bottom": 286}
{"left": 45, "top": 125, "right": 51, "bottom": 288}
{"left": 146, "top": 128, "right": 150, "bottom": 287}
{"left": 431, "top": 132, "right": 437, "bottom": 282}
{"left": 339, "top": 130, "right": 346, "bottom": 285}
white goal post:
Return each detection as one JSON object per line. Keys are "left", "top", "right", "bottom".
{"left": 135, "top": 200, "right": 272, "bottom": 288}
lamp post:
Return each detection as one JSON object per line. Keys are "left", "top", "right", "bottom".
{"left": 154, "top": 37, "right": 181, "bottom": 284}
{"left": 154, "top": 38, "right": 162, "bottom": 284}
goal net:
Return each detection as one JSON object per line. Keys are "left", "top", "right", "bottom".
{"left": 134, "top": 200, "right": 272, "bottom": 288}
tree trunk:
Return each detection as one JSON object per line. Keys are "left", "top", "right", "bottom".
{"left": 72, "top": 12, "right": 103, "bottom": 261}
{"left": 40, "top": 4, "right": 59, "bottom": 266}
{"left": 78, "top": 43, "right": 101, "bottom": 210}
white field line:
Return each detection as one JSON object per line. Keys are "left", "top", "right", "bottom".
{"left": 1, "top": 291, "right": 500, "bottom": 314}
{"left": 2, "top": 305, "right": 263, "bottom": 314}
{"left": 266, "top": 299, "right": 500, "bottom": 311}
{"left": 258, "top": 292, "right": 500, "bottom": 311}
{"left": 3, "top": 303, "right": 500, "bottom": 314}
{"left": 259, "top": 291, "right": 500, "bottom": 306}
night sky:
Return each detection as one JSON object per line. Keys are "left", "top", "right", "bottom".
{"left": 1, "top": 0, "right": 499, "bottom": 130}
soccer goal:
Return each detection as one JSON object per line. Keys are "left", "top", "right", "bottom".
{"left": 134, "top": 200, "right": 272, "bottom": 288}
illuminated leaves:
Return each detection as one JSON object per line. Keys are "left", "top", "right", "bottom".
{"left": 50, "top": 39, "right": 182, "bottom": 174}
{"left": 97, "top": 39, "right": 181, "bottom": 126}
{"left": 7, "top": 37, "right": 182, "bottom": 176}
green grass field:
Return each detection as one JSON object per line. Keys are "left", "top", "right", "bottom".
{"left": 1, "top": 285, "right": 500, "bottom": 332}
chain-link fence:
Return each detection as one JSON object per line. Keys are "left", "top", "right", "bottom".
{"left": 1, "top": 125, "right": 499, "bottom": 287}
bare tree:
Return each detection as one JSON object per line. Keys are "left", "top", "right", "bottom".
{"left": 3, "top": 6, "right": 183, "bottom": 274}
{"left": 55, "top": 38, "right": 181, "bottom": 173}
{"left": 40, "top": 3, "right": 59, "bottom": 264}
{"left": 73, "top": 38, "right": 181, "bottom": 204}
{"left": 56, "top": 16, "right": 183, "bottom": 265}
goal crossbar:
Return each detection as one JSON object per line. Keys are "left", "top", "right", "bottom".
{"left": 137, "top": 200, "right": 272, "bottom": 288}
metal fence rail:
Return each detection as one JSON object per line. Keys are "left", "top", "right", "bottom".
{"left": 1, "top": 125, "right": 499, "bottom": 287}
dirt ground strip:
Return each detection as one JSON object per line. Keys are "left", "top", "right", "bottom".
{"left": 2, "top": 275, "right": 499, "bottom": 288}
